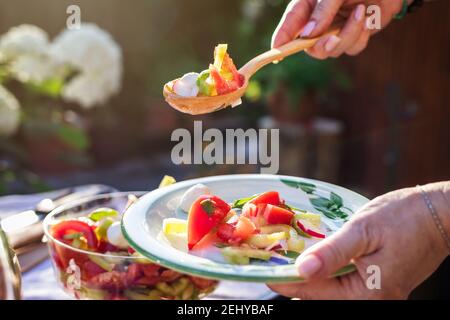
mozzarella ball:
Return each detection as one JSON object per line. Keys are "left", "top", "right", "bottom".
{"left": 179, "top": 184, "right": 211, "bottom": 212}
{"left": 173, "top": 72, "right": 199, "bottom": 97}
{"left": 106, "top": 221, "right": 129, "bottom": 249}
{"left": 180, "top": 72, "right": 199, "bottom": 86}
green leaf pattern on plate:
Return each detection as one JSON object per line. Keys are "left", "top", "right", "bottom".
{"left": 281, "top": 179, "right": 352, "bottom": 220}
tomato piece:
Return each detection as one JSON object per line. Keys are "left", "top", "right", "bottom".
{"left": 263, "top": 204, "right": 294, "bottom": 225}
{"left": 189, "top": 276, "right": 217, "bottom": 290}
{"left": 192, "top": 229, "right": 220, "bottom": 250}
{"left": 210, "top": 66, "right": 233, "bottom": 95}
{"left": 51, "top": 219, "right": 98, "bottom": 249}
{"left": 82, "top": 260, "right": 106, "bottom": 280}
{"left": 217, "top": 216, "right": 256, "bottom": 243}
{"left": 221, "top": 53, "right": 244, "bottom": 87}
{"left": 140, "top": 263, "right": 160, "bottom": 278}
{"left": 234, "top": 216, "right": 256, "bottom": 240}
{"left": 249, "top": 191, "right": 281, "bottom": 206}
{"left": 88, "top": 271, "right": 128, "bottom": 290}
{"left": 125, "top": 263, "right": 143, "bottom": 284}
{"left": 187, "top": 195, "right": 231, "bottom": 250}
{"left": 216, "top": 223, "right": 236, "bottom": 242}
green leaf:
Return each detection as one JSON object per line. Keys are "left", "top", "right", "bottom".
{"left": 28, "top": 78, "right": 64, "bottom": 97}
{"left": 200, "top": 199, "right": 216, "bottom": 216}
{"left": 56, "top": 124, "right": 90, "bottom": 151}
{"left": 330, "top": 192, "right": 343, "bottom": 207}
{"left": 89, "top": 208, "right": 119, "bottom": 222}
{"left": 284, "top": 203, "right": 306, "bottom": 213}
{"left": 280, "top": 179, "right": 316, "bottom": 194}
{"left": 313, "top": 207, "right": 337, "bottom": 220}
{"left": 231, "top": 195, "right": 257, "bottom": 209}
{"left": 334, "top": 209, "right": 349, "bottom": 219}
{"left": 310, "top": 197, "right": 331, "bottom": 209}
{"left": 276, "top": 250, "right": 301, "bottom": 259}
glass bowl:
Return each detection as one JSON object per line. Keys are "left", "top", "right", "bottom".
{"left": 43, "top": 192, "right": 218, "bottom": 300}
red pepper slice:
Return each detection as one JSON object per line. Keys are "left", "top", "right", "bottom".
{"left": 51, "top": 219, "right": 98, "bottom": 249}
{"left": 296, "top": 220, "right": 326, "bottom": 239}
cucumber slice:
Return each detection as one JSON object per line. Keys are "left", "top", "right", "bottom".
{"left": 221, "top": 247, "right": 271, "bottom": 265}
{"left": 295, "top": 212, "right": 321, "bottom": 228}
{"left": 246, "top": 232, "right": 288, "bottom": 249}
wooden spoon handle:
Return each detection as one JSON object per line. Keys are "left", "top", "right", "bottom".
{"left": 239, "top": 27, "right": 340, "bottom": 78}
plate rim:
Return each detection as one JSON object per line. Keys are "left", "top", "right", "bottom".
{"left": 122, "top": 174, "right": 368, "bottom": 283}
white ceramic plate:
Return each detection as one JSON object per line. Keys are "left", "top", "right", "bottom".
{"left": 122, "top": 174, "right": 369, "bottom": 283}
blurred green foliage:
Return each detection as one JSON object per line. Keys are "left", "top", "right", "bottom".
{"left": 249, "top": 52, "right": 352, "bottom": 107}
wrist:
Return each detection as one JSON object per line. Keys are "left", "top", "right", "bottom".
{"left": 421, "top": 182, "right": 450, "bottom": 257}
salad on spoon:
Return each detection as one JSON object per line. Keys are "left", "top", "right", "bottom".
{"left": 163, "top": 27, "right": 340, "bottom": 115}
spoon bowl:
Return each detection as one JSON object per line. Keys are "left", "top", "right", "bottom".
{"left": 163, "top": 77, "right": 248, "bottom": 115}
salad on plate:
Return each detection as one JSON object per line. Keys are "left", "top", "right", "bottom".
{"left": 162, "top": 184, "right": 328, "bottom": 265}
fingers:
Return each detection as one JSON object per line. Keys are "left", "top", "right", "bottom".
{"left": 329, "top": 4, "right": 366, "bottom": 57}
{"left": 305, "top": 4, "right": 368, "bottom": 59}
{"left": 303, "top": 0, "right": 344, "bottom": 38}
{"left": 271, "top": 0, "right": 316, "bottom": 48}
{"left": 295, "top": 218, "right": 377, "bottom": 280}
{"left": 268, "top": 272, "right": 363, "bottom": 299}
{"left": 345, "top": 27, "right": 370, "bottom": 56}
{"left": 305, "top": 34, "right": 341, "bottom": 60}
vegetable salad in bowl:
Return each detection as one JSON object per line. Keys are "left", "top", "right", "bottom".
{"left": 166, "top": 44, "right": 245, "bottom": 98}
{"left": 162, "top": 184, "right": 328, "bottom": 265}
{"left": 43, "top": 192, "right": 217, "bottom": 300}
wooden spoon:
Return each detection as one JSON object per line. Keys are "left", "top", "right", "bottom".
{"left": 163, "top": 27, "right": 340, "bottom": 115}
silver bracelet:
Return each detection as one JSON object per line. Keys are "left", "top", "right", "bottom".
{"left": 417, "top": 185, "right": 450, "bottom": 252}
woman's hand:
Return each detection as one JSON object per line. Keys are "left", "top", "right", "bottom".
{"left": 268, "top": 182, "right": 450, "bottom": 299}
{"left": 272, "top": 0, "right": 410, "bottom": 59}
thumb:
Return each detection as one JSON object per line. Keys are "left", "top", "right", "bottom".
{"left": 302, "top": 0, "right": 344, "bottom": 38}
{"left": 295, "top": 220, "right": 372, "bottom": 279}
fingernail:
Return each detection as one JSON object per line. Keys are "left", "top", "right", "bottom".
{"left": 296, "top": 254, "right": 322, "bottom": 278}
{"left": 354, "top": 4, "right": 365, "bottom": 22}
{"left": 325, "top": 35, "right": 341, "bottom": 52}
{"left": 301, "top": 21, "right": 316, "bottom": 38}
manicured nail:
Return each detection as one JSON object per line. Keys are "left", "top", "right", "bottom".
{"left": 325, "top": 35, "right": 341, "bottom": 52}
{"left": 354, "top": 4, "right": 365, "bottom": 22}
{"left": 296, "top": 254, "right": 322, "bottom": 278}
{"left": 301, "top": 21, "right": 316, "bottom": 38}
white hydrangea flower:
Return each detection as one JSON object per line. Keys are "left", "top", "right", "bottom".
{"left": 62, "top": 71, "right": 121, "bottom": 109}
{"left": 0, "top": 24, "right": 62, "bottom": 84}
{"left": 51, "top": 23, "right": 122, "bottom": 108}
{"left": 9, "top": 55, "right": 63, "bottom": 83}
{"left": 0, "top": 86, "right": 21, "bottom": 137}
{"left": 0, "top": 24, "right": 49, "bottom": 61}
